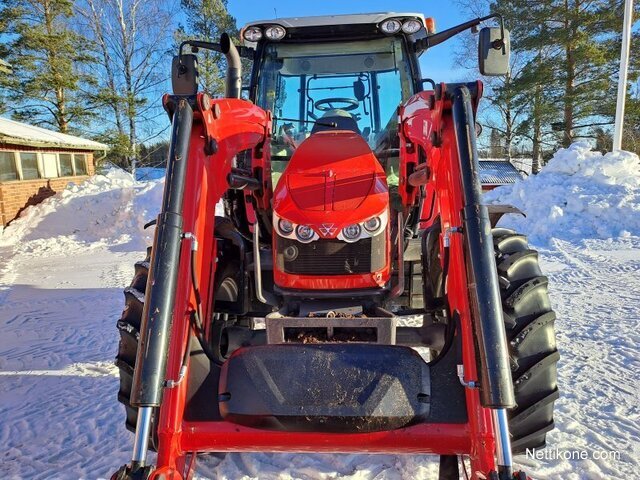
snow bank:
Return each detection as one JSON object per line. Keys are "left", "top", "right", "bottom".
{"left": 0, "top": 168, "right": 163, "bottom": 252}
{"left": 485, "top": 142, "right": 640, "bottom": 244}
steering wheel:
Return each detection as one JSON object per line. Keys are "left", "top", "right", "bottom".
{"left": 314, "top": 97, "right": 359, "bottom": 112}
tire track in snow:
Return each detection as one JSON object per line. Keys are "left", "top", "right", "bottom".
{"left": 0, "top": 162, "right": 638, "bottom": 478}
{"left": 527, "top": 239, "right": 640, "bottom": 479}
{"left": 0, "top": 374, "right": 132, "bottom": 479}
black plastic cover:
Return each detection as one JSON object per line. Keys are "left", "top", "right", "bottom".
{"left": 219, "top": 343, "right": 430, "bottom": 433}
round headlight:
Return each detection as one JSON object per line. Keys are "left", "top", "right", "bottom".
{"left": 278, "top": 219, "right": 293, "bottom": 235}
{"left": 380, "top": 19, "right": 402, "bottom": 34}
{"left": 401, "top": 19, "right": 422, "bottom": 34}
{"left": 265, "top": 25, "right": 286, "bottom": 41}
{"left": 243, "top": 26, "right": 263, "bottom": 42}
{"left": 363, "top": 216, "right": 382, "bottom": 233}
{"left": 342, "top": 224, "right": 362, "bottom": 241}
{"left": 296, "top": 225, "right": 314, "bottom": 242}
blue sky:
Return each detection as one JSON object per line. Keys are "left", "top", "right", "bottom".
{"left": 227, "top": 0, "right": 473, "bottom": 83}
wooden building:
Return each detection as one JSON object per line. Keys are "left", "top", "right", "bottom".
{"left": 0, "top": 117, "right": 108, "bottom": 227}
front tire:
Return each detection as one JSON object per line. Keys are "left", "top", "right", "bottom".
{"left": 493, "top": 228, "right": 560, "bottom": 454}
{"left": 115, "top": 248, "right": 156, "bottom": 438}
{"left": 115, "top": 247, "right": 242, "bottom": 439}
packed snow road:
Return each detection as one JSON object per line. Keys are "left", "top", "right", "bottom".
{"left": 0, "top": 144, "right": 638, "bottom": 479}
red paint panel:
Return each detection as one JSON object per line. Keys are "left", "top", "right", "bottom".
{"left": 286, "top": 173, "right": 327, "bottom": 211}
{"left": 155, "top": 94, "right": 272, "bottom": 473}
{"left": 332, "top": 171, "right": 375, "bottom": 211}
{"left": 273, "top": 131, "right": 388, "bottom": 225}
{"left": 180, "top": 420, "right": 471, "bottom": 455}
{"left": 398, "top": 84, "right": 498, "bottom": 476}
{"left": 273, "top": 262, "right": 390, "bottom": 290}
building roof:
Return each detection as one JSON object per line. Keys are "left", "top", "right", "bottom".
{"left": 0, "top": 117, "right": 108, "bottom": 151}
{"left": 478, "top": 160, "right": 523, "bottom": 185}
{"left": 244, "top": 12, "right": 425, "bottom": 30}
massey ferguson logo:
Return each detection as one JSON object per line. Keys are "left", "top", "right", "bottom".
{"left": 318, "top": 223, "right": 337, "bottom": 236}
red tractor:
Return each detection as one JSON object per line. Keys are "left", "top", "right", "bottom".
{"left": 113, "top": 12, "right": 559, "bottom": 480}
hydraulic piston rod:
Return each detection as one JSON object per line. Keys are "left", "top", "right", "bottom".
{"left": 451, "top": 85, "right": 515, "bottom": 409}
{"left": 128, "top": 97, "right": 194, "bottom": 468}
{"left": 451, "top": 85, "right": 515, "bottom": 475}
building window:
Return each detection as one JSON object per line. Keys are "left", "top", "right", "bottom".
{"left": 20, "top": 152, "right": 40, "bottom": 180}
{"left": 42, "top": 153, "right": 59, "bottom": 178}
{"left": 59, "top": 153, "right": 73, "bottom": 176}
{"left": 73, "top": 153, "right": 87, "bottom": 175}
{"left": 0, "top": 151, "right": 18, "bottom": 181}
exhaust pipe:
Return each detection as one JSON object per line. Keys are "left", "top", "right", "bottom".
{"left": 220, "top": 32, "right": 241, "bottom": 99}
{"left": 389, "top": 212, "right": 405, "bottom": 299}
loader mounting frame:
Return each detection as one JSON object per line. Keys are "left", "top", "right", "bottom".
{"left": 111, "top": 13, "right": 534, "bottom": 475}
{"left": 114, "top": 82, "right": 524, "bottom": 480}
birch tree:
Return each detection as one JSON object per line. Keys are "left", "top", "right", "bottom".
{"left": 76, "top": 0, "right": 173, "bottom": 168}
{"left": 0, "top": 0, "right": 94, "bottom": 132}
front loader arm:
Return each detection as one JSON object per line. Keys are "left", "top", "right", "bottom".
{"left": 129, "top": 92, "right": 271, "bottom": 476}
{"left": 398, "top": 83, "right": 517, "bottom": 479}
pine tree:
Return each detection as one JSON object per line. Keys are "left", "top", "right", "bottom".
{"left": 177, "top": 0, "right": 240, "bottom": 96}
{"left": 454, "top": 0, "right": 556, "bottom": 163}
{"left": 0, "top": 0, "right": 95, "bottom": 133}
{"left": 552, "top": 0, "right": 622, "bottom": 146}
{"left": 491, "top": 0, "right": 624, "bottom": 147}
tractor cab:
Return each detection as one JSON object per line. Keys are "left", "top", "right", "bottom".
{"left": 244, "top": 14, "right": 427, "bottom": 186}
{"left": 244, "top": 14, "right": 428, "bottom": 293}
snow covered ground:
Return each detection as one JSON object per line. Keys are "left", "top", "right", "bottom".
{"left": 0, "top": 143, "right": 638, "bottom": 479}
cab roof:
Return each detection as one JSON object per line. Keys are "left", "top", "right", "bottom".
{"left": 242, "top": 12, "right": 426, "bottom": 30}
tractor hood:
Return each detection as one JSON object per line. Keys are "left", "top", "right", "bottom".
{"left": 273, "top": 131, "right": 389, "bottom": 238}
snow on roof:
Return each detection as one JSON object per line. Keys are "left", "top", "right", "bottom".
{"left": 478, "top": 160, "right": 523, "bottom": 185}
{"left": 0, "top": 117, "right": 108, "bottom": 151}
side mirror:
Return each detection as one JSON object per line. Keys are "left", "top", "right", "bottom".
{"left": 478, "top": 27, "right": 510, "bottom": 76}
{"left": 172, "top": 54, "right": 199, "bottom": 95}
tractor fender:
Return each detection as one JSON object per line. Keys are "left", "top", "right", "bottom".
{"left": 486, "top": 204, "right": 525, "bottom": 227}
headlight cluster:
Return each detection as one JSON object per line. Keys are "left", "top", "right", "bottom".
{"left": 364, "top": 217, "right": 381, "bottom": 232}
{"left": 379, "top": 18, "right": 424, "bottom": 35}
{"left": 278, "top": 219, "right": 293, "bottom": 235}
{"left": 275, "top": 214, "right": 319, "bottom": 243}
{"left": 274, "top": 211, "right": 387, "bottom": 244}
{"left": 296, "top": 225, "right": 314, "bottom": 242}
{"left": 342, "top": 224, "right": 362, "bottom": 241}
{"left": 338, "top": 213, "right": 385, "bottom": 243}
{"left": 242, "top": 24, "right": 286, "bottom": 42}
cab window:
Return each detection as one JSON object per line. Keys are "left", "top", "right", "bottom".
{"left": 255, "top": 37, "right": 414, "bottom": 186}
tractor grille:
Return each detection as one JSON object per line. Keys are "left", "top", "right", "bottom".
{"left": 276, "top": 235, "right": 386, "bottom": 276}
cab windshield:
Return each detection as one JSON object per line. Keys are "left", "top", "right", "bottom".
{"left": 255, "top": 37, "right": 414, "bottom": 183}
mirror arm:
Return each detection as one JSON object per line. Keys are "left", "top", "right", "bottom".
{"left": 179, "top": 39, "right": 255, "bottom": 59}
{"left": 415, "top": 13, "right": 504, "bottom": 51}
{"left": 179, "top": 39, "right": 222, "bottom": 56}
{"left": 421, "top": 78, "right": 437, "bottom": 90}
